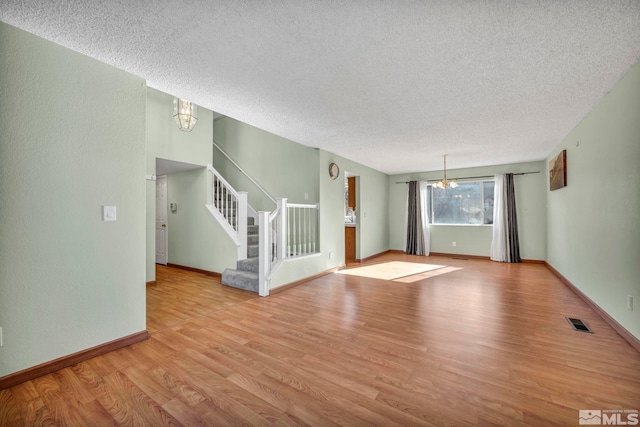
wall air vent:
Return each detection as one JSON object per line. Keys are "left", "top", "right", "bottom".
{"left": 566, "top": 317, "right": 593, "bottom": 333}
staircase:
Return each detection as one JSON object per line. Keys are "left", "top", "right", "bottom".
{"left": 206, "top": 160, "right": 320, "bottom": 297}
{"left": 221, "top": 217, "right": 260, "bottom": 292}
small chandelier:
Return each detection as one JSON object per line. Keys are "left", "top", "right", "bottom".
{"left": 434, "top": 154, "right": 458, "bottom": 189}
{"left": 173, "top": 97, "right": 198, "bottom": 132}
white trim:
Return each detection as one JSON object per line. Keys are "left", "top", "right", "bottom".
{"left": 276, "top": 198, "right": 287, "bottom": 261}
{"left": 236, "top": 192, "right": 248, "bottom": 261}
{"left": 156, "top": 175, "right": 168, "bottom": 265}
{"left": 287, "top": 203, "right": 319, "bottom": 209}
{"left": 257, "top": 211, "right": 270, "bottom": 297}
{"left": 206, "top": 164, "right": 240, "bottom": 200}
{"left": 204, "top": 204, "right": 241, "bottom": 246}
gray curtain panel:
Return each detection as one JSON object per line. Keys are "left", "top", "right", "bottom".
{"left": 406, "top": 181, "right": 425, "bottom": 255}
{"left": 491, "top": 173, "right": 521, "bottom": 263}
{"left": 504, "top": 173, "right": 521, "bottom": 263}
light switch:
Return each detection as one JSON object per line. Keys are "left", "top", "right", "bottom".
{"left": 103, "top": 206, "right": 117, "bottom": 221}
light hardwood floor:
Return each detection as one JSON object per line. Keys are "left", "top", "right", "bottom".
{"left": 1, "top": 253, "right": 639, "bottom": 426}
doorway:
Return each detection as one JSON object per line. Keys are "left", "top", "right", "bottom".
{"left": 344, "top": 173, "right": 358, "bottom": 261}
{"left": 152, "top": 158, "right": 205, "bottom": 271}
{"left": 155, "top": 175, "right": 168, "bottom": 265}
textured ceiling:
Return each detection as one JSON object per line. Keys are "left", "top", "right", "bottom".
{"left": 2, "top": 1, "right": 639, "bottom": 175}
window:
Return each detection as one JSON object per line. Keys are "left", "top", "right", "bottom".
{"left": 425, "top": 181, "right": 494, "bottom": 225}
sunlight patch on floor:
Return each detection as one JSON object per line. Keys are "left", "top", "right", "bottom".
{"left": 338, "top": 261, "right": 449, "bottom": 281}
{"left": 392, "top": 265, "right": 463, "bottom": 283}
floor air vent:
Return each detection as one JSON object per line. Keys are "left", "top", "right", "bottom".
{"left": 566, "top": 317, "right": 593, "bottom": 333}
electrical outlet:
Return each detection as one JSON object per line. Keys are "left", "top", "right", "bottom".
{"left": 452, "top": 241, "right": 457, "bottom": 247}
{"left": 103, "top": 205, "right": 117, "bottom": 221}
{"left": 329, "top": 252, "right": 333, "bottom": 259}
{"left": 628, "top": 295, "right": 633, "bottom": 311}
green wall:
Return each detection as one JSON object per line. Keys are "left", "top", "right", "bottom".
{"left": 166, "top": 168, "right": 236, "bottom": 273}
{"left": 271, "top": 150, "right": 390, "bottom": 288}
{"left": 546, "top": 61, "right": 640, "bottom": 340}
{"left": 210, "top": 116, "right": 390, "bottom": 288}
{"left": 0, "top": 22, "right": 146, "bottom": 377}
{"left": 212, "top": 117, "right": 320, "bottom": 212}
{"left": 388, "top": 161, "right": 547, "bottom": 260}
{"left": 327, "top": 152, "right": 390, "bottom": 261}
{"left": 1, "top": 19, "right": 634, "bottom": 382}
{"left": 146, "top": 88, "right": 213, "bottom": 167}
{"left": 145, "top": 87, "right": 215, "bottom": 281}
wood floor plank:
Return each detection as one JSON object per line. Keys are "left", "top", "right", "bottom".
{"left": 101, "top": 370, "right": 182, "bottom": 426}
{"left": 5, "top": 381, "right": 39, "bottom": 406}
{"left": 149, "top": 353, "right": 276, "bottom": 426}
{"left": 134, "top": 336, "right": 282, "bottom": 425}
{"left": 18, "top": 397, "right": 55, "bottom": 426}
{"left": 0, "top": 389, "right": 24, "bottom": 426}
{"left": 2, "top": 254, "right": 639, "bottom": 425}
{"left": 53, "top": 368, "right": 95, "bottom": 406}
{"left": 120, "top": 366, "right": 175, "bottom": 407}
{"left": 74, "top": 399, "right": 119, "bottom": 426}
{"left": 71, "top": 361, "right": 147, "bottom": 426}
{"left": 161, "top": 397, "right": 215, "bottom": 427}
{"left": 32, "top": 375, "right": 88, "bottom": 426}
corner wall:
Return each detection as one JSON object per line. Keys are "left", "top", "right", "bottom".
{"left": 210, "top": 116, "right": 390, "bottom": 288}
{"left": 145, "top": 87, "right": 215, "bottom": 281}
{"left": 546, "top": 61, "right": 640, "bottom": 340}
{"left": 212, "top": 117, "right": 320, "bottom": 212}
{"left": 166, "top": 168, "right": 236, "bottom": 273}
{"left": 388, "top": 161, "right": 547, "bottom": 260}
{"left": 271, "top": 150, "right": 390, "bottom": 288}
{"left": 0, "top": 22, "right": 146, "bottom": 377}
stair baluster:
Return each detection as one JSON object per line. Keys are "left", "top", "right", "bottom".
{"left": 207, "top": 164, "right": 320, "bottom": 296}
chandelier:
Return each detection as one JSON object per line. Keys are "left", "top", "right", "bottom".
{"left": 173, "top": 98, "right": 198, "bottom": 132}
{"left": 434, "top": 154, "right": 458, "bottom": 189}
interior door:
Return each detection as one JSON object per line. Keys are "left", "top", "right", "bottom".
{"left": 156, "top": 175, "right": 168, "bottom": 265}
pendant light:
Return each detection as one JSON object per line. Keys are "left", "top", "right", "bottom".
{"left": 434, "top": 154, "right": 458, "bottom": 189}
{"left": 173, "top": 97, "right": 198, "bottom": 132}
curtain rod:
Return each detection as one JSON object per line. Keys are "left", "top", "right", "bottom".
{"left": 395, "top": 170, "right": 540, "bottom": 184}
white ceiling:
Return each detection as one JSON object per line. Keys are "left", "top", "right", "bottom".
{"left": 156, "top": 158, "right": 203, "bottom": 176}
{"left": 2, "top": 1, "right": 639, "bottom": 175}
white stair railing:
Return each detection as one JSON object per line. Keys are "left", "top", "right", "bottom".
{"left": 205, "top": 164, "right": 247, "bottom": 261}
{"left": 206, "top": 160, "right": 320, "bottom": 296}
{"left": 287, "top": 202, "right": 319, "bottom": 257}
{"left": 258, "top": 198, "right": 319, "bottom": 297}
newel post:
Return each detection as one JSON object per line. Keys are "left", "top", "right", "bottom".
{"left": 276, "top": 198, "right": 287, "bottom": 261}
{"left": 237, "top": 192, "right": 248, "bottom": 261}
{"left": 258, "top": 211, "right": 270, "bottom": 297}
